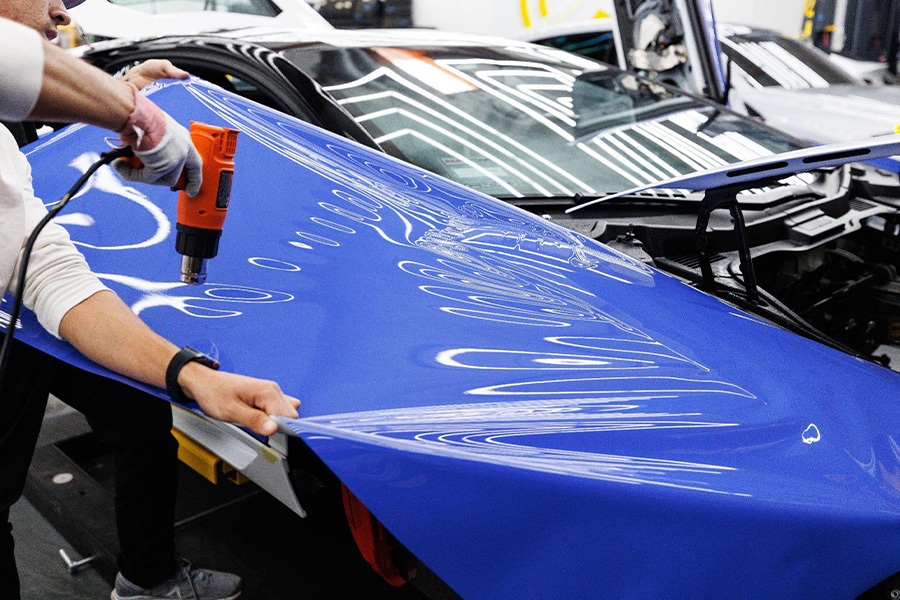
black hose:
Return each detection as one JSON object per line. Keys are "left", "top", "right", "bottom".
{"left": 0, "top": 145, "right": 133, "bottom": 393}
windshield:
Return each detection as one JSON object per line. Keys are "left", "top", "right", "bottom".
{"left": 283, "top": 44, "right": 801, "bottom": 198}
{"left": 719, "top": 31, "right": 858, "bottom": 89}
{"left": 530, "top": 31, "right": 618, "bottom": 66}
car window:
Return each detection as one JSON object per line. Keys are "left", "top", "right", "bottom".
{"left": 107, "top": 0, "right": 280, "bottom": 16}
{"left": 283, "top": 44, "right": 800, "bottom": 199}
{"left": 530, "top": 31, "right": 618, "bottom": 66}
{"left": 720, "top": 34, "right": 857, "bottom": 89}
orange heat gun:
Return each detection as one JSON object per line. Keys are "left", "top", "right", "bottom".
{"left": 124, "top": 122, "right": 240, "bottom": 284}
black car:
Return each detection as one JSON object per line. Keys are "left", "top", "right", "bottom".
{"left": 78, "top": 27, "right": 900, "bottom": 366}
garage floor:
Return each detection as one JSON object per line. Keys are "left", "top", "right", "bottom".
{"left": 12, "top": 498, "right": 109, "bottom": 599}
{"left": 12, "top": 401, "right": 452, "bottom": 600}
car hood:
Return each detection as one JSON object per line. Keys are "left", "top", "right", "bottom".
{"left": 14, "top": 78, "right": 900, "bottom": 599}
{"left": 738, "top": 83, "right": 900, "bottom": 143}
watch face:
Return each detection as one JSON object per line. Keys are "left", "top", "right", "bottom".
{"left": 185, "top": 347, "right": 219, "bottom": 370}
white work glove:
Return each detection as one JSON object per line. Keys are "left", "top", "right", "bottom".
{"left": 113, "top": 83, "right": 203, "bottom": 197}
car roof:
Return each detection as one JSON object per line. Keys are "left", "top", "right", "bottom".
{"left": 84, "top": 25, "right": 556, "bottom": 52}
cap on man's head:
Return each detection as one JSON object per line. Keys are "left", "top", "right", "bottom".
{"left": 63, "top": 0, "right": 86, "bottom": 9}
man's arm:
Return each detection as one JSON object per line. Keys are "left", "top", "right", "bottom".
{"left": 0, "top": 18, "right": 201, "bottom": 195}
{"left": 58, "top": 291, "right": 299, "bottom": 437}
{"left": 10, "top": 140, "right": 298, "bottom": 437}
{"left": 0, "top": 20, "right": 299, "bottom": 435}
{"left": 30, "top": 40, "right": 134, "bottom": 131}
{"left": 0, "top": 18, "right": 133, "bottom": 130}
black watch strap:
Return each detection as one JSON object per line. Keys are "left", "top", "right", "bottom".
{"left": 166, "top": 346, "right": 220, "bottom": 402}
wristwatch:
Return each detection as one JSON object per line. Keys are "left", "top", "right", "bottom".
{"left": 166, "top": 346, "right": 220, "bottom": 403}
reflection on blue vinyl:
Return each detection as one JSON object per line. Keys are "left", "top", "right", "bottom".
{"left": 10, "top": 78, "right": 900, "bottom": 599}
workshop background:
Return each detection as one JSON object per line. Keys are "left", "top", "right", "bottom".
{"left": 13, "top": 0, "right": 900, "bottom": 599}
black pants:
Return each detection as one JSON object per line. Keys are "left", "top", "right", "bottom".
{"left": 0, "top": 338, "right": 179, "bottom": 598}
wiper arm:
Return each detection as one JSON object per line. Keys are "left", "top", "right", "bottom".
{"left": 566, "top": 134, "right": 900, "bottom": 214}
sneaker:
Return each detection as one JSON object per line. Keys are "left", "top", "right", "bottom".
{"left": 110, "top": 557, "right": 243, "bottom": 600}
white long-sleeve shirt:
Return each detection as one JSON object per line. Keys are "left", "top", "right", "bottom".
{"left": 0, "top": 18, "right": 108, "bottom": 338}
{"left": 0, "top": 19, "right": 44, "bottom": 121}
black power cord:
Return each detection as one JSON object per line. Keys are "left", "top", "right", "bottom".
{"left": 0, "top": 145, "right": 133, "bottom": 393}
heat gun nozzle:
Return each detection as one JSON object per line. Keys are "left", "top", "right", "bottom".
{"left": 181, "top": 255, "right": 207, "bottom": 285}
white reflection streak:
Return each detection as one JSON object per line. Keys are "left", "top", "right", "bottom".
{"left": 577, "top": 143, "right": 647, "bottom": 187}
{"left": 436, "top": 348, "right": 657, "bottom": 370}
{"left": 613, "top": 131, "right": 683, "bottom": 178}
{"left": 95, "top": 273, "right": 293, "bottom": 318}
{"left": 248, "top": 257, "right": 302, "bottom": 271}
{"left": 376, "top": 127, "right": 522, "bottom": 197}
{"left": 467, "top": 376, "right": 755, "bottom": 397}
{"left": 643, "top": 122, "right": 727, "bottom": 169}
{"left": 436, "top": 339, "right": 705, "bottom": 371}
{"left": 593, "top": 138, "right": 656, "bottom": 184}
{"left": 360, "top": 107, "right": 553, "bottom": 196}
{"left": 291, "top": 398, "right": 749, "bottom": 495}
{"left": 64, "top": 153, "right": 170, "bottom": 250}
{"left": 603, "top": 134, "right": 673, "bottom": 183}
{"left": 474, "top": 67, "right": 578, "bottom": 124}
{"left": 463, "top": 231, "right": 653, "bottom": 278}
{"left": 633, "top": 123, "right": 710, "bottom": 171}
{"left": 439, "top": 307, "right": 571, "bottom": 326}
{"left": 436, "top": 60, "right": 576, "bottom": 140}
{"left": 499, "top": 75, "right": 577, "bottom": 122}
{"left": 519, "top": 83, "right": 576, "bottom": 117}
{"left": 328, "top": 68, "right": 593, "bottom": 193}
{"left": 398, "top": 256, "right": 616, "bottom": 327}
{"left": 309, "top": 218, "right": 355, "bottom": 234}
{"left": 547, "top": 336, "right": 708, "bottom": 372}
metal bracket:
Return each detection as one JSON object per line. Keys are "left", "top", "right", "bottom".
{"left": 59, "top": 549, "right": 95, "bottom": 574}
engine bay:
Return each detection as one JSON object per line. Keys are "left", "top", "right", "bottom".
{"left": 525, "top": 164, "right": 900, "bottom": 369}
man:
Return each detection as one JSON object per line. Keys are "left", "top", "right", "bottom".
{"left": 0, "top": 4, "right": 300, "bottom": 600}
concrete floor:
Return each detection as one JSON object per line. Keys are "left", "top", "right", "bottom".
{"left": 9, "top": 398, "right": 445, "bottom": 600}
{"left": 12, "top": 498, "right": 110, "bottom": 600}
{"left": 12, "top": 399, "right": 107, "bottom": 599}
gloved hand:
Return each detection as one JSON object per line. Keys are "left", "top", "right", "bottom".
{"left": 113, "top": 83, "right": 202, "bottom": 197}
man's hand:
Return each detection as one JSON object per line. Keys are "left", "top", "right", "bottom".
{"left": 121, "top": 59, "right": 189, "bottom": 91}
{"left": 113, "top": 83, "right": 203, "bottom": 196}
{"left": 59, "top": 291, "right": 300, "bottom": 438}
{"left": 178, "top": 362, "right": 301, "bottom": 437}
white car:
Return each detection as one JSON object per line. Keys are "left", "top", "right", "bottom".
{"left": 67, "top": 0, "right": 330, "bottom": 42}
{"left": 524, "top": 17, "right": 900, "bottom": 147}
{"left": 717, "top": 24, "right": 900, "bottom": 145}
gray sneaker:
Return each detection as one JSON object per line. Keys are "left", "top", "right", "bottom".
{"left": 110, "top": 558, "right": 243, "bottom": 600}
